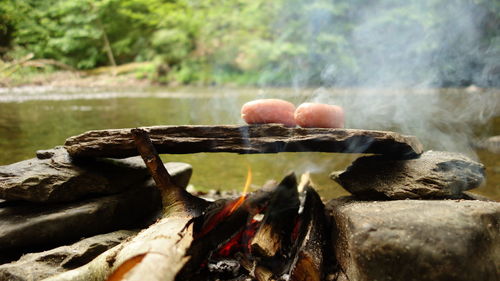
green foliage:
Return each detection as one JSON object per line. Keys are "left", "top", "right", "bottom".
{"left": 1, "top": 0, "right": 499, "bottom": 86}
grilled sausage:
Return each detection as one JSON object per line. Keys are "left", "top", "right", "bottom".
{"left": 294, "top": 103, "right": 344, "bottom": 128}
{"left": 241, "top": 99, "right": 297, "bottom": 127}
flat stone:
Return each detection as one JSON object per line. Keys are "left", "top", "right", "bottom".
{"left": 331, "top": 151, "right": 485, "bottom": 199}
{"left": 0, "top": 230, "right": 136, "bottom": 281}
{"left": 326, "top": 197, "right": 500, "bottom": 281}
{"left": 0, "top": 146, "right": 192, "bottom": 203}
{"left": 0, "top": 181, "right": 161, "bottom": 253}
{"left": 64, "top": 125, "right": 423, "bottom": 159}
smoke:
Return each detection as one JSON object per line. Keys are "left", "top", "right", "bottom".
{"left": 203, "top": 0, "right": 500, "bottom": 158}
{"left": 277, "top": 0, "right": 500, "bottom": 88}
{"left": 311, "top": 88, "right": 499, "bottom": 158}
{"left": 281, "top": 0, "right": 500, "bottom": 158}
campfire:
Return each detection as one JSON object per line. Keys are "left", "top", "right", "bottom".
{"left": 37, "top": 124, "right": 423, "bottom": 281}
{"left": 104, "top": 128, "right": 334, "bottom": 281}
{"left": 2, "top": 123, "right": 493, "bottom": 281}
{"left": 177, "top": 172, "right": 330, "bottom": 281}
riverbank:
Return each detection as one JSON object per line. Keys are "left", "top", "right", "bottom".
{"left": 0, "top": 62, "right": 158, "bottom": 88}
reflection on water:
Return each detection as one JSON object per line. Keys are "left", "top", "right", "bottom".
{"left": 0, "top": 87, "right": 498, "bottom": 200}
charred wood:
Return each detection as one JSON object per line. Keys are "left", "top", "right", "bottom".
{"left": 288, "top": 185, "right": 332, "bottom": 281}
{"left": 251, "top": 173, "right": 300, "bottom": 259}
{"left": 176, "top": 204, "right": 250, "bottom": 280}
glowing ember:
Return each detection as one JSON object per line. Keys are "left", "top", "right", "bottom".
{"left": 178, "top": 173, "right": 330, "bottom": 281}
{"left": 213, "top": 218, "right": 261, "bottom": 258}
{"left": 196, "top": 167, "right": 253, "bottom": 238}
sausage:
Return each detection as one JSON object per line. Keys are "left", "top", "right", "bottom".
{"left": 241, "top": 99, "right": 297, "bottom": 127}
{"left": 294, "top": 103, "right": 344, "bottom": 128}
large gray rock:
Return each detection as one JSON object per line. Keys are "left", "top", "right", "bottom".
{"left": 331, "top": 150, "right": 485, "bottom": 199}
{"left": 0, "top": 146, "right": 192, "bottom": 203}
{"left": 0, "top": 230, "right": 137, "bottom": 281}
{"left": 326, "top": 197, "right": 500, "bottom": 281}
{"left": 0, "top": 181, "right": 160, "bottom": 253}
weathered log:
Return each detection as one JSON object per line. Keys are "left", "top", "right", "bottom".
{"left": 42, "top": 216, "right": 195, "bottom": 281}
{"left": 43, "top": 129, "right": 208, "bottom": 281}
{"left": 64, "top": 125, "right": 424, "bottom": 159}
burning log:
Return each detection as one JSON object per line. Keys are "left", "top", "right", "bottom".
{"left": 175, "top": 173, "right": 332, "bottom": 281}
{"left": 250, "top": 173, "right": 300, "bottom": 259}
{"left": 64, "top": 124, "right": 424, "bottom": 159}
{"left": 287, "top": 182, "right": 332, "bottom": 281}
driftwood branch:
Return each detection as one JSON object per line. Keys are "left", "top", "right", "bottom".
{"left": 131, "top": 128, "right": 207, "bottom": 216}
{"left": 44, "top": 129, "right": 210, "bottom": 281}
{"left": 43, "top": 216, "right": 195, "bottom": 281}
{"left": 65, "top": 125, "right": 424, "bottom": 159}
{"left": 131, "top": 129, "right": 174, "bottom": 190}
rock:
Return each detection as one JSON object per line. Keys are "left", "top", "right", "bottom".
{"left": 0, "top": 230, "right": 136, "bottom": 281}
{"left": 0, "top": 181, "right": 161, "bottom": 254}
{"left": 331, "top": 151, "right": 485, "bottom": 199}
{"left": 475, "top": 136, "right": 500, "bottom": 154}
{"left": 0, "top": 146, "right": 192, "bottom": 203}
{"left": 164, "top": 162, "right": 192, "bottom": 189}
{"left": 64, "top": 125, "right": 424, "bottom": 159}
{"left": 326, "top": 197, "right": 500, "bottom": 281}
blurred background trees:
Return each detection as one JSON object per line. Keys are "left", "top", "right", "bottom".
{"left": 1, "top": 0, "right": 499, "bottom": 87}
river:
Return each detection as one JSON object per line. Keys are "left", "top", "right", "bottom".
{"left": 0, "top": 86, "right": 498, "bottom": 200}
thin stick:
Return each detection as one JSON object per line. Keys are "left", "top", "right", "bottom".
{"left": 131, "top": 128, "right": 208, "bottom": 215}
{"left": 131, "top": 128, "right": 174, "bottom": 190}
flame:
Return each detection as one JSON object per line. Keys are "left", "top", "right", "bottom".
{"left": 196, "top": 166, "right": 253, "bottom": 238}
{"left": 229, "top": 166, "right": 252, "bottom": 214}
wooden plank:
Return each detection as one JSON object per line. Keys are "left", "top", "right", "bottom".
{"left": 64, "top": 124, "right": 424, "bottom": 159}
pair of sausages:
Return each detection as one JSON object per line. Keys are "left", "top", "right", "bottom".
{"left": 241, "top": 99, "right": 344, "bottom": 128}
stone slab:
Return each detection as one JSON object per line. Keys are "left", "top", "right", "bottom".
{"left": 64, "top": 125, "right": 423, "bottom": 159}
{"left": 331, "top": 151, "right": 485, "bottom": 199}
{"left": 0, "top": 146, "right": 192, "bottom": 203}
{"left": 0, "top": 181, "right": 161, "bottom": 253}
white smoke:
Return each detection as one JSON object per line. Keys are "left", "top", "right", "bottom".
{"left": 298, "top": 1, "right": 500, "bottom": 158}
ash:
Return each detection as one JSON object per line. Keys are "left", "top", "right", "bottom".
{"left": 208, "top": 259, "right": 241, "bottom": 278}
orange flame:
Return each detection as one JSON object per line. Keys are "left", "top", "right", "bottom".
{"left": 196, "top": 166, "right": 253, "bottom": 238}
{"left": 229, "top": 166, "right": 252, "bottom": 214}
